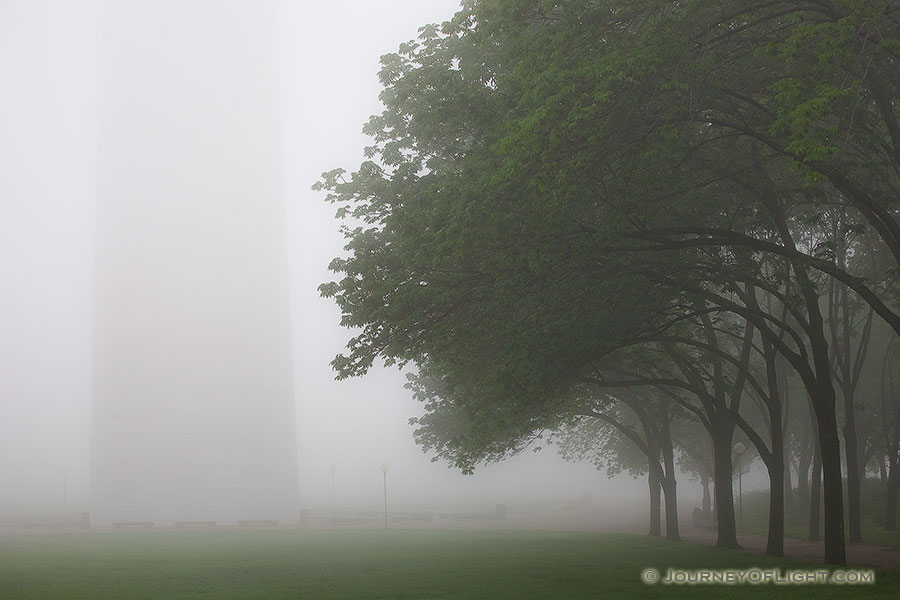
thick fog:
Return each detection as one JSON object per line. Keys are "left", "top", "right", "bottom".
{"left": 0, "top": 0, "right": 695, "bottom": 526}
{"left": 0, "top": 0, "right": 99, "bottom": 519}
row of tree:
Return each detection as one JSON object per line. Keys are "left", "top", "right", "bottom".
{"left": 315, "top": 0, "right": 900, "bottom": 565}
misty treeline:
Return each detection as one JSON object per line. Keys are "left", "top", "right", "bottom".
{"left": 314, "top": 1, "right": 900, "bottom": 565}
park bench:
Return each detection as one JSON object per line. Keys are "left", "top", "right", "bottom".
{"left": 112, "top": 521, "right": 154, "bottom": 528}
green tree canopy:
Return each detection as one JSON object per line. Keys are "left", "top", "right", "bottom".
{"left": 316, "top": 0, "right": 900, "bottom": 565}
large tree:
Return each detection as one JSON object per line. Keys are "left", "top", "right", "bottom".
{"left": 318, "top": 0, "right": 899, "bottom": 565}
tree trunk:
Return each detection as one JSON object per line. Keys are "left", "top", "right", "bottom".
{"left": 766, "top": 466, "right": 784, "bottom": 556}
{"left": 661, "top": 424, "right": 680, "bottom": 541}
{"left": 809, "top": 443, "right": 822, "bottom": 542}
{"left": 757, "top": 329, "right": 785, "bottom": 557}
{"left": 799, "top": 275, "right": 847, "bottom": 563}
{"left": 831, "top": 250, "right": 872, "bottom": 546}
{"left": 783, "top": 459, "right": 794, "bottom": 521}
{"left": 769, "top": 188, "right": 846, "bottom": 564}
{"left": 815, "top": 399, "right": 848, "bottom": 564}
{"left": 661, "top": 474, "right": 679, "bottom": 540}
{"left": 766, "top": 454, "right": 785, "bottom": 556}
{"left": 766, "top": 401, "right": 785, "bottom": 556}
{"left": 711, "top": 424, "right": 739, "bottom": 548}
{"left": 843, "top": 418, "right": 863, "bottom": 543}
{"left": 648, "top": 455, "right": 661, "bottom": 537}
{"left": 796, "top": 434, "right": 812, "bottom": 517}
{"left": 778, "top": 355, "right": 795, "bottom": 521}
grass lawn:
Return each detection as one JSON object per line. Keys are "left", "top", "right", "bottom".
{"left": 0, "top": 528, "right": 897, "bottom": 599}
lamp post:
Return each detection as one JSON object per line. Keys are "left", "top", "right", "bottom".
{"left": 381, "top": 464, "right": 389, "bottom": 529}
{"left": 733, "top": 442, "right": 745, "bottom": 534}
{"left": 330, "top": 464, "right": 336, "bottom": 514}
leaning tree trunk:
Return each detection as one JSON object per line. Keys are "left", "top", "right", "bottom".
{"left": 794, "top": 269, "right": 847, "bottom": 563}
{"left": 769, "top": 185, "right": 846, "bottom": 564}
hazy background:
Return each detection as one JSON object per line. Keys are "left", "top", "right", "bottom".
{"left": 0, "top": 0, "right": 707, "bottom": 523}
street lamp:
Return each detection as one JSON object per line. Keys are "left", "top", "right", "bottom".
{"left": 733, "top": 442, "right": 746, "bottom": 534}
{"left": 381, "top": 464, "right": 389, "bottom": 529}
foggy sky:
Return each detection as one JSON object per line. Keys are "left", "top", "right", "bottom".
{"left": 0, "top": 0, "right": 710, "bottom": 523}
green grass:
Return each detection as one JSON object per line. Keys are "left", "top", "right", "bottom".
{"left": 0, "top": 529, "right": 897, "bottom": 599}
